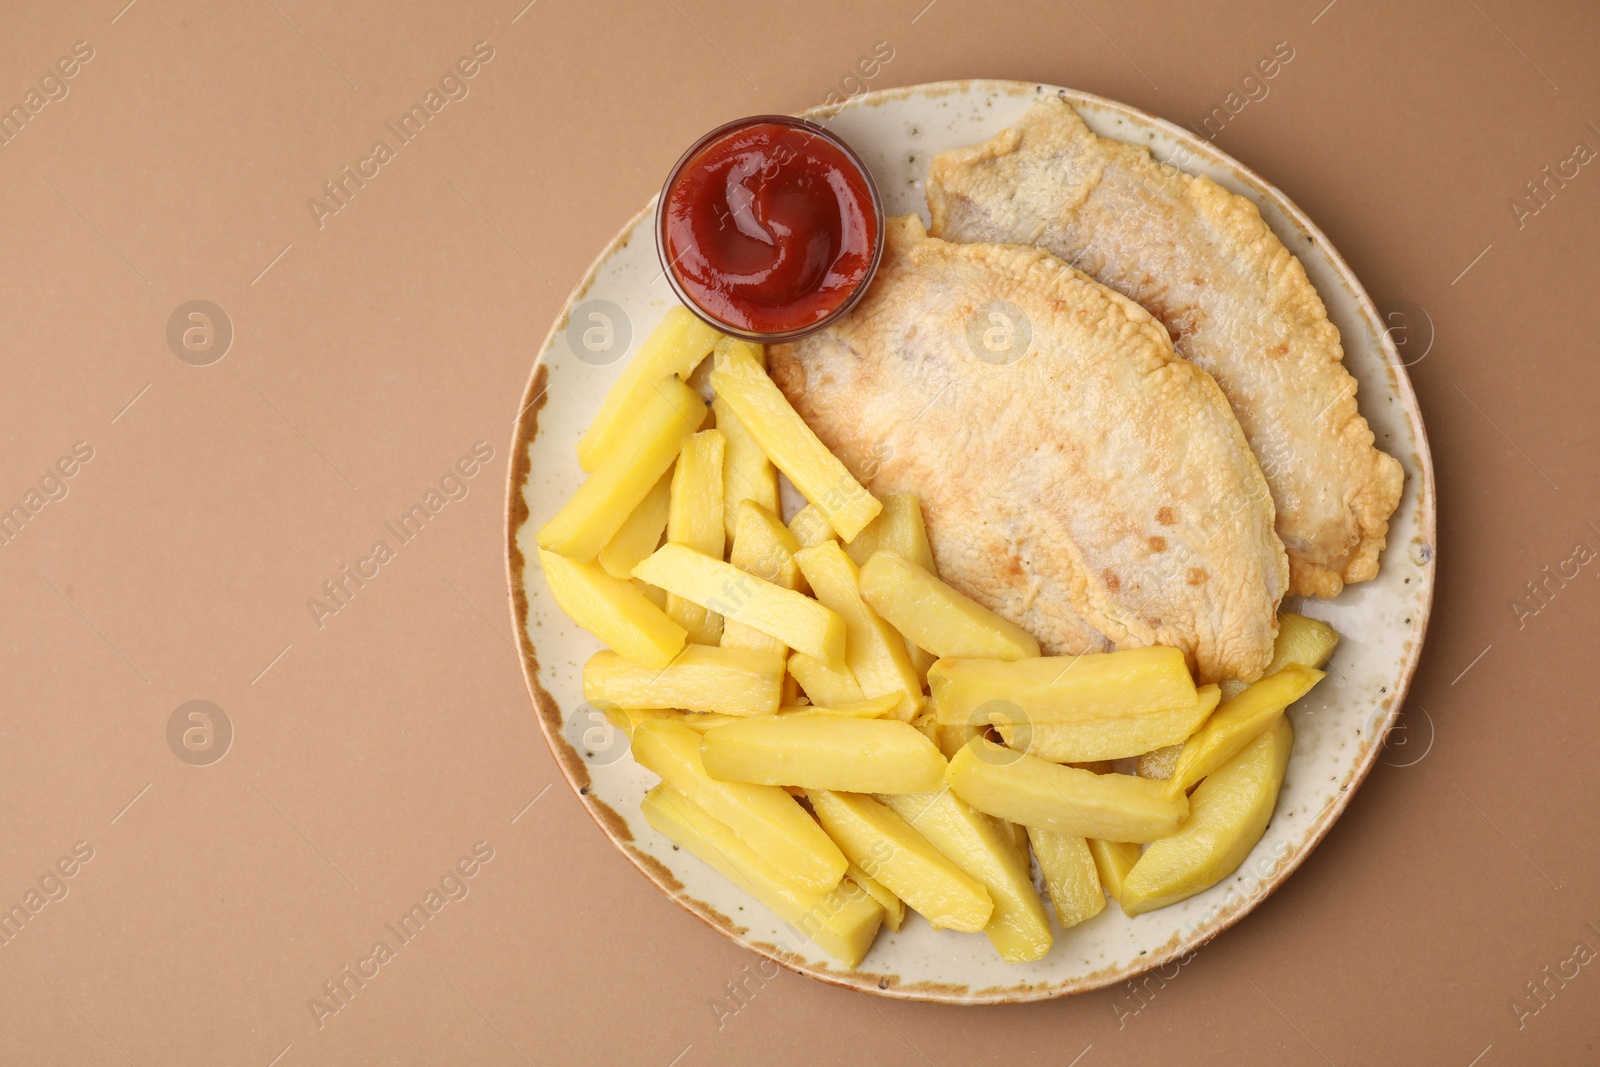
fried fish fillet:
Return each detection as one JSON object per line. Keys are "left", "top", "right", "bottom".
{"left": 770, "top": 216, "right": 1287, "bottom": 684}
{"left": 926, "top": 96, "right": 1403, "bottom": 598}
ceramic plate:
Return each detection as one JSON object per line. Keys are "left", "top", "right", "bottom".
{"left": 505, "top": 80, "right": 1436, "bottom": 1004}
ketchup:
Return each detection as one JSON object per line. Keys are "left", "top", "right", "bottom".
{"left": 660, "top": 118, "right": 881, "bottom": 338}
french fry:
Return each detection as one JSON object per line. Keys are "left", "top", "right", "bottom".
{"left": 1137, "top": 745, "right": 1182, "bottom": 781}
{"left": 710, "top": 343, "right": 882, "bottom": 541}
{"left": 946, "top": 740, "right": 1189, "bottom": 842}
{"left": 714, "top": 395, "right": 779, "bottom": 544}
{"left": 635, "top": 544, "right": 846, "bottom": 669}
{"left": 809, "top": 790, "right": 993, "bottom": 933}
{"left": 845, "top": 862, "right": 905, "bottom": 932}
{"left": 1221, "top": 611, "right": 1341, "bottom": 699}
{"left": 730, "top": 502, "right": 806, "bottom": 590}
{"left": 1028, "top": 828, "right": 1107, "bottom": 930}
{"left": 721, "top": 623, "right": 784, "bottom": 658}
{"left": 846, "top": 494, "right": 938, "bottom": 678}
{"left": 935, "top": 724, "right": 982, "bottom": 761}
{"left": 723, "top": 501, "right": 804, "bottom": 656}
{"left": 788, "top": 504, "right": 836, "bottom": 548}
{"left": 1166, "top": 665, "right": 1323, "bottom": 796}
{"left": 538, "top": 549, "right": 686, "bottom": 669}
{"left": 793, "top": 693, "right": 900, "bottom": 718}
{"left": 602, "top": 705, "right": 674, "bottom": 739}
{"left": 844, "top": 494, "right": 935, "bottom": 570}
{"left": 788, "top": 652, "right": 865, "bottom": 706}
{"left": 665, "top": 430, "right": 726, "bottom": 645}
{"left": 583, "top": 646, "right": 783, "bottom": 717}
{"left": 930, "top": 647, "right": 1197, "bottom": 725}
{"left": 633, "top": 577, "right": 668, "bottom": 610}
{"left": 538, "top": 376, "right": 706, "bottom": 560}
{"left": 998, "top": 685, "right": 1221, "bottom": 763}
{"left": 641, "top": 784, "right": 881, "bottom": 966}
{"left": 598, "top": 470, "right": 672, "bottom": 579}
{"left": 1122, "top": 718, "right": 1294, "bottom": 916}
{"left": 909, "top": 706, "right": 942, "bottom": 749}
{"left": 700, "top": 714, "right": 946, "bottom": 794}
{"left": 880, "top": 791, "right": 1053, "bottom": 962}
{"left": 670, "top": 696, "right": 897, "bottom": 734}
{"left": 794, "top": 542, "right": 923, "bottom": 721}
{"left": 1271, "top": 612, "right": 1340, "bottom": 671}
{"left": 859, "top": 550, "right": 1041, "bottom": 662}
{"left": 1087, "top": 839, "right": 1142, "bottom": 904}
{"left": 632, "top": 720, "right": 847, "bottom": 893}
{"left": 577, "top": 305, "right": 718, "bottom": 471}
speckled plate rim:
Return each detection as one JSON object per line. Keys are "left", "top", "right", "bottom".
{"left": 505, "top": 79, "right": 1437, "bottom": 1005}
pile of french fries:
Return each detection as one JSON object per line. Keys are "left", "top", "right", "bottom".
{"left": 536, "top": 306, "right": 1341, "bottom": 968}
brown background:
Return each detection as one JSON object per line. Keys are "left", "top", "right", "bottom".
{"left": 2, "top": 0, "right": 1596, "bottom": 1063}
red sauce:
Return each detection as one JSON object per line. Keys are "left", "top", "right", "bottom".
{"left": 661, "top": 119, "right": 880, "bottom": 337}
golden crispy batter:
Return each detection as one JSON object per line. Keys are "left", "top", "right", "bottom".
{"left": 927, "top": 96, "right": 1403, "bottom": 597}
{"left": 770, "top": 216, "right": 1287, "bottom": 684}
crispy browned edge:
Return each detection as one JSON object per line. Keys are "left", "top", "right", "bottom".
{"left": 502, "top": 78, "right": 1438, "bottom": 1005}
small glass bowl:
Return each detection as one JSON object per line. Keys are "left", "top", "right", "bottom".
{"left": 656, "top": 114, "right": 886, "bottom": 344}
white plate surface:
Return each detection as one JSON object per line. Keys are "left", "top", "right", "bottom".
{"left": 506, "top": 80, "right": 1436, "bottom": 1004}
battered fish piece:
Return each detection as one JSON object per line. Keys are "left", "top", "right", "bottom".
{"left": 927, "top": 96, "right": 1403, "bottom": 598}
{"left": 770, "top": 216, "right": 1288, "bottom": 684}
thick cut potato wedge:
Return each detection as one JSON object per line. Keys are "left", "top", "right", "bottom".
{"left": 714, "top": 334, "right": 766, "bottom": 369}
{"left": 930, "top": 647, "right": 1197, "bottom": 725}
{"left": 809, "top": 790, "right": 993, "bottom": 933}
{"left": 1122, "top": 718, "right": 1294, "bottom": 915}
{"left": 641, "top": 784, "right": 880, "bottom": 966}
{"left": 602, "top": 706, "right": 673, "bottom": 739}
{"left": 1221, "top": 611, "right": 1341, "bottom": 699}
{"left": 538, "top": 549, "right": 686, "bottom": 669}
{"left": 880, "top": 790, "right": 1052, "bottom": 962}
{"left": 1028, "top": 828, "right": 1107, "bottom": 930}
{"left": 909, "top": 706, "right": 942, "bottom": 748}
{"left": 583, "top": 646, "right": 783, "bottom": 717}
{"left": 678, "top": 712, "right": 741, "bottom": 732}
{"left": 719, "top": 622, "right": 784, "bottom": 657}
{"left": 1167, "top": 665, "right": 1323, "bottom": 796}
{"left": 794, "top": 542, "right": 923, "bottom": 721}
{"left": 845, "top": 862, "right": 905, "bottom": 932}
{"left": 947, "top": 740, "right": 1188, "bottom": 842}
{"left": 539, "top": 377, "right": 706, "bottom": 560}
{"left": 795, "top": 693, "right": 901, "bottom": 718}
{"left": 845, "top": 495, "right": 938, "bottom": 678}
{"left": 632, "top": 720, "right": 847, "bottom": 892}
{"left": 1137, "top": 745, "right": 1182, "bottom": 781}
{"left": 665, "top": 430, "right": 726, "bottom": 645}
{"left": 788, "top": 652, "right": 865, "bottom": 706}
{"left": 860, "top": 551, "right": 1041, "bottom": 662}
{"left": 598, "top": 470, "right": 672, "bottom": 579}
{"left": 1000, "top": 685, "right": 1221, "bottom": 763}
{"left": 710, "top": 343, "right": 882, "bottom": 541}
{"left": 935, "top": 724, "right": 982, "bottom": 761}
{"left": 577, "top": 306, "right": 719, "bottom": 472}
{"left": 714, "top": 395, "right": 779, "bottom": 544}
{"left": 788, "top": 504, "right": 836, "bottom": 548}
{"left": 634, "top": 577, "right": 668, "bottom": 610}
{"left": 844, "top": 494, "right": 935, "bottom": 570}
{"left": 1087, "top": 839, "right": 1142, "bottom": 904}
{"left": 1271, "top": 612, "right": 1340, "bottom": 671}
{"left": 700, "top": 714, "right": 945, "bottom": 794}
{"left": 723, "top": 501, "right": 805, "bottom": 655}
{"left": 730, "top": 501, "right": 806, "bottom": 590}
{"left": 669, "top": 696, "right": 899, "bottom": 734}
{"left": 635, "top": 543, "right": 845, "bottom": 669}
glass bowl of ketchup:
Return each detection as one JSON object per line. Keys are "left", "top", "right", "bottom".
{"left": 657, "top": 115, "right": 885, "bottom": 343}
